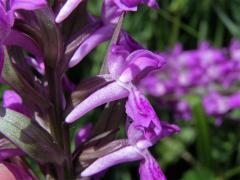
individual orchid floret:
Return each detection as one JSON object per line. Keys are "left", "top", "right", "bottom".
{"left": 66, "top": 45, "right": 165, "bottom": 123}
{"left": 81, "top": 119, "right": 179, "bottom": 178}
{"left": 55, "top": 0, "right": 84, "bottom": 23}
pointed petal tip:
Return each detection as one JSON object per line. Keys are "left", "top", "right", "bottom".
{"left": 55, "top": 16, "right": 63, "bottom": 23}
{"left": 65, "top": 115, "right": 75, "bottom": 124}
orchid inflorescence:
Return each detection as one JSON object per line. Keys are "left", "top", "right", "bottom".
{"left": 0, "top": 0, "right": 180, "bottom": 179}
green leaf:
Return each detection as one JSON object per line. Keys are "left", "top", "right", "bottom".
{"left": 215, "top": 6, "right": 240, "bottom": 38}
{"left": 0, "top": 107, "right": 64, "bottom": 164}
{"left": 181, "top": 168, "right": 217, "bottom": 180}
{"left": 188, "top": 97, "right": 212, "bottom": 169}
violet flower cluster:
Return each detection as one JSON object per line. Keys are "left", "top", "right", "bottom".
{"left": 0, "top": 0, "right": 179, "bottom": 179}
{"left": 141, "top": 40, "right": 240, "bottom": 124}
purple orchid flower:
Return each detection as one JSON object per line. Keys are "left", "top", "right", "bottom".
{"left": 68, "top": 0, "right": 158, "bottom": 67}
{"left": 81, "top": 118, "right": 179, "bottom": 178}
{"left": 66, "top": 43, "right": 165, "bottom": 123}
{"left": 203, "top": 92, "right": 230, "bottom": 116}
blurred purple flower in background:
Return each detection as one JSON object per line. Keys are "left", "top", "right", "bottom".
{"left": 141, "top": 40, "right": 240, "bottom": 123}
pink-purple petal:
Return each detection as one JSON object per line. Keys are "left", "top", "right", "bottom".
{"left": 81, "top": 146, "right": 143, "bottom": 177}
{"left": 125, "top": 88, "right": 161, "bottom": 129}
{"left": 119, "top": 50, "right": 165, "bottom": 83}
{"left": 107, "top": 45, "right": 129, "bottom": 79}
{"left": 139, "top": 153, "right": 166, "bottom": 180}
{"left": 10, "top": 0, "right": 47, "bottom": 11}
{"left": 66, "top": 81, "right": 129, "bottom": 123}
{"left": 4, "top": 30, "right": 41, "bottom": 57}
{"left": 55, "top": 0, "right": 84, "bottom": 23}
{"left": 69, "top": 25, "right": 114, "bottom": 67}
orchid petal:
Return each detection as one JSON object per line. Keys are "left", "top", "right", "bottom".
{"left": 0, "top": 6, "right": 11, "bottom": 42}
{"left": 102, "top": 0, "right": 123, "bottom": 24}
{"left": 139, "top": 153, "right": 166, "bottom": 180}
{"left": 119, "top": 50, "right": 165, "bottom": 83}
{"left": 113, "top": 0, "right": 138, "bottom": 11}
{"left": 4, "top": 30, "right": 41, "bottom": 57}
{"left": 10, "top": 0, "right": 47, "bottom": 11}
{"left": 107, "top": 45, "right": 129, "bottom": 79}
{"left": 69, "top": 25, "right": 114, "bottom": 68}
{"left": 66, "top": 82, "right": 129, "bottom": 123}
{"left": 0, "top": 46, "right": 3, "bottom": 75}
{"left": 55, "top": 0, "right": 84, "bottom": 23}
{"left": 125, "top": 88, "right": 161, "bottom": 129}
{"left": 81, "top": 146, "right": 143, "bottom": 177}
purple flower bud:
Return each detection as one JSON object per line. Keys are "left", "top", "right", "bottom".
{"left": 3, "top": 90, "right": 31, "bottom": 117}
{"left": 75, "top": 123, "right": 92, "bottom": 146}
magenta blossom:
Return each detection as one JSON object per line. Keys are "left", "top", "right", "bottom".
{"left": 81, "top": 119, "right": 179, "bottom": 178}
{"left": 66, "top": 42, "right": 165, "bottom": 123}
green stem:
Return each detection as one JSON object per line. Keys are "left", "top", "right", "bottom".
{"left": 192, "top": 102, "right": 212, "bottom": 169}
{"left": 224, "top": 166, "right": 240, "bottom": 179}
{"left": 169, "top": 14, "right": 181, "bottom": 47}
{"left": 46, "top": 68, "right": 74, "bottom": 179}
{"left": 45, "top": 67, "right": 63, "bottom": 148}
{"left": 157, "top": 9, "right": 198, "bottom": 38}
